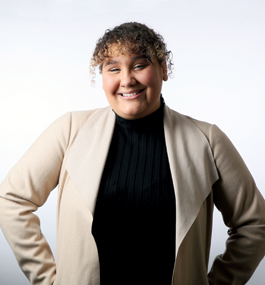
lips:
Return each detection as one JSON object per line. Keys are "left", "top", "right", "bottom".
{"left": 119, "top": 89, "right": 145, "bottom": 97}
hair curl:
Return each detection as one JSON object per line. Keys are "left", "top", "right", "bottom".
{"left": 90, "top": 22, "right": 173, "bottom": 82}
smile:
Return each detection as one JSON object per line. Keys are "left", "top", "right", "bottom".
{"left": 120, "top": 89, "right": 145, "bottom": 97}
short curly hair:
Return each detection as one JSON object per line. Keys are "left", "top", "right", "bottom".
{"left": 90, "top": 22, "right": 173, "bottom": 81}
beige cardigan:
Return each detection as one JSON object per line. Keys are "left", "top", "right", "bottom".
{"left": 0, "top": 105, "right": 265, "bottom": 284}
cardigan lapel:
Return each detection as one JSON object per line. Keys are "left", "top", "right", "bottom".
{"left": 164, "top": 106, "right": 219, "bottom": 255}
{"left": 66, "top": 107, "right": 115, "bottom": 215}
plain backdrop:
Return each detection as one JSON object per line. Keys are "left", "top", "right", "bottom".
{"left": 0, "top": 0, "right": 265, "bottom": 284}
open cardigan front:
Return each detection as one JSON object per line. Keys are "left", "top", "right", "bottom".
{"left": 0, "top": 104, "right": 265, "bottom": 284}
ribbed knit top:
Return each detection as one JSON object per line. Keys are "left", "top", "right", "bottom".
{"left": 92, "top": 99, "right": 176, "bottom": 285}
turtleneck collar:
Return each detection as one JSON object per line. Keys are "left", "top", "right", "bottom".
{"left": 114, "top": 96, "right": 165, "bottom": 130}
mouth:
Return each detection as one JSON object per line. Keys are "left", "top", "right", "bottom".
{"left": 118, "top": 89, "right": 145, "bottom": 97}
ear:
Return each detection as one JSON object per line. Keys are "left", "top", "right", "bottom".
{"left": 161, "top": 61, "right": 168, "bottom": 81}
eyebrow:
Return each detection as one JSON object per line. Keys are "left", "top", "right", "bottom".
{"left": 103, "top": 55, "right": 149, "bottom": 67}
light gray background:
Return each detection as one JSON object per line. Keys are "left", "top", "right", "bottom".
{"left": 0, "top": 0, "right": 265, "bottom": 284}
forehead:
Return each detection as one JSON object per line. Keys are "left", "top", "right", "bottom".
{"left": 104, "top": 53, "right": 146, "bottom": 63}
{"left": 103, "top": 54, "right": 149, "bottom": 69}
{"left": 103, "top": 44, "right": 154, "bottom": 63}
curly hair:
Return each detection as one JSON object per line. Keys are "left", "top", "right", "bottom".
{"left": 90, "top": 22, "right": 173, "bottom": 82}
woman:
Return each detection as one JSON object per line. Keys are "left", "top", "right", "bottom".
{"left": 0, "top": 22, "right": 265, "bottom": 285}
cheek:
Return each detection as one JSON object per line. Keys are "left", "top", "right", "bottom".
{"left": 102, "top": 75, "right": 119, "bottom": 94}
{"left": 139, "top": 69, "right": 162, "bottom": 87}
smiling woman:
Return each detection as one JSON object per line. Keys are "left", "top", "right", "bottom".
{"left": 102, "top": 53, "right": 167, "bottom": 119}
{"left": 0, "top": 21, "right": 265, "bottom": 285}
{"left": 91, "top": 22, "right": 170, "bottom": 119}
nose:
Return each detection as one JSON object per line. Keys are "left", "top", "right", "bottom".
{"left": 120, "top": 70, "right": 136, "bottom": 87}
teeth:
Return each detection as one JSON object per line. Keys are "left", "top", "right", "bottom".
{"left": 122, "top": 91, "right": 139, "bottom": 97}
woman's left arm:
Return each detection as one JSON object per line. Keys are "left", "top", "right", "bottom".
{"left": 207, "top": 125, "right": 265, "bottom": 284}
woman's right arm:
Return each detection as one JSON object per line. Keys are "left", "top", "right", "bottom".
{"left": 0, "top": 112, "right": 72, "bottom": 285}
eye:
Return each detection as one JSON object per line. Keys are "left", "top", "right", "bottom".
{"left": 134, "top": 64, "right": 146, "bottom": 70}
{"left": 109, "top": 68, "right": 120, "bottom": 73}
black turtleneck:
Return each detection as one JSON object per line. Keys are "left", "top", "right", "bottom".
{"left": 92, "top": 99, "right": 176, "bottom": 285}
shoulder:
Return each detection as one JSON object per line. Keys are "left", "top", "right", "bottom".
{"left": 51, "top": 106, "right": 112, "bottom": 134}
{"left": 164, "top": 104, "right": 230, "bottom": 153}
{"left": 164, "top": 104, "right": 213, "bottom": 139}
{"left": 69, "top": 106, "right": 112, "bottom": 127}
{"left": 26, "top": 106, "right": 113, "bottom": 152}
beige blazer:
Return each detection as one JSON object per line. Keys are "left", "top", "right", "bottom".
{"left": 0, "top": 105, "right": 265, "bottom": 285}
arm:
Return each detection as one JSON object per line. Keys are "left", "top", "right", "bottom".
{"left": 0, "top": 113, "right": 72, "bottom": 285}
{"left": 207, "top": 125, "right": 265, "bottom": 284}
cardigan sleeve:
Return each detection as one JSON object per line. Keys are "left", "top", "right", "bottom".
{"left": 207, "top": 124, "right": 265, "bottom": 284}
{"left": 0, "top": 112, "right": 72, "bottom": 285}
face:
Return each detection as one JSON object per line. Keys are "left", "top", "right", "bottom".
{"left": 102, "top": 51, "right": 167, "bottom": 120}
